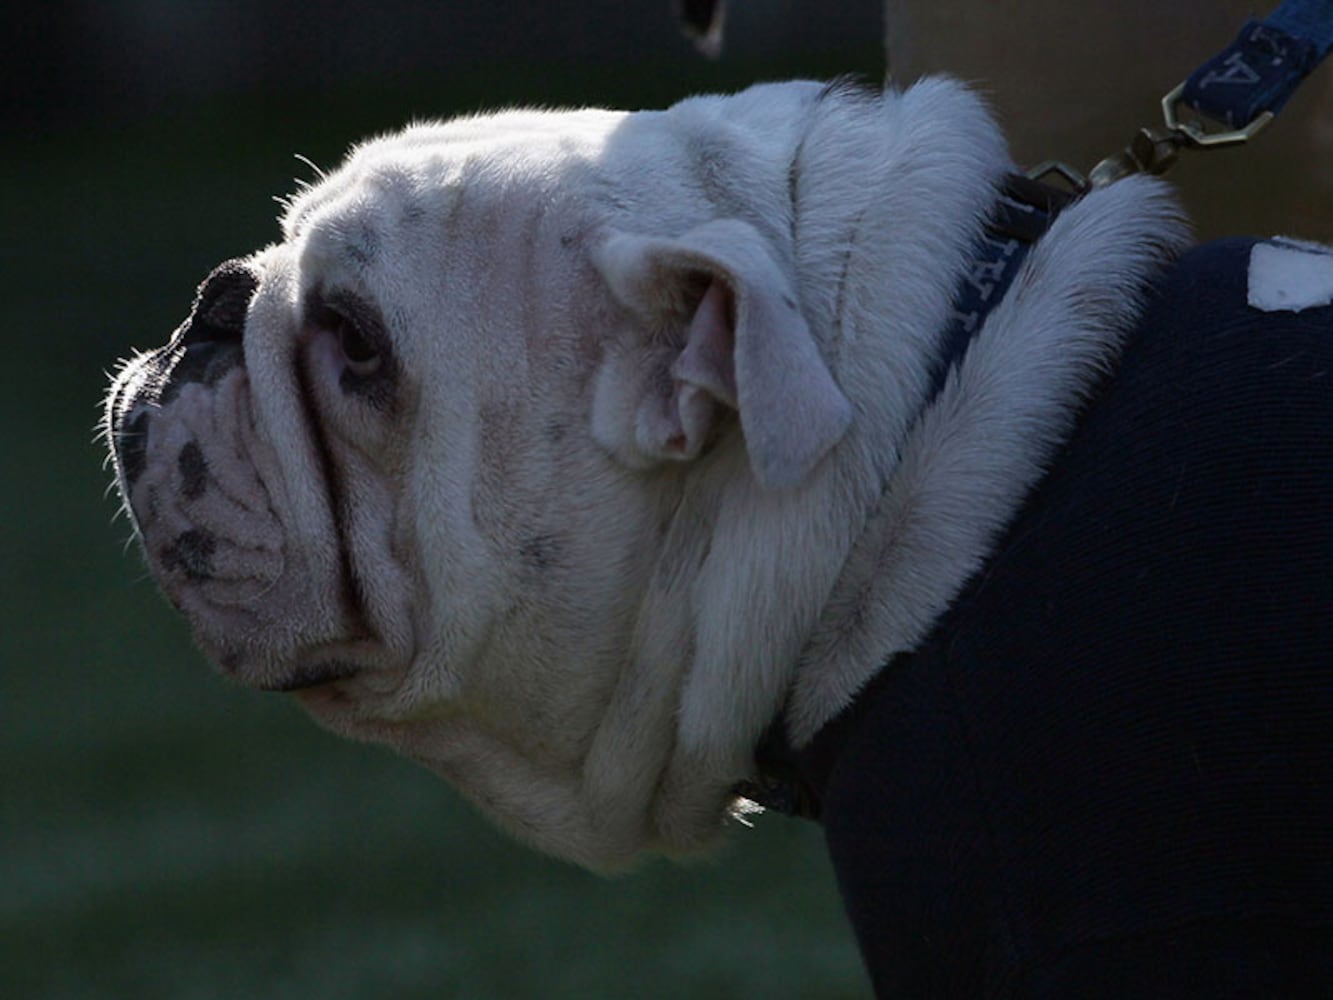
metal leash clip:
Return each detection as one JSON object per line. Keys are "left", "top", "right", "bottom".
{"left": 1159, "top": 82, "right": 1278, "bottom": 148}
{"left": 1027, "top": 0, "right": 1332, "bottom": 193}
{"left": 1082, "top": 86, "right": 1277, "bottom": 190}
{"left": 1031, "top": 86, "right": 1278, "bottom": 195}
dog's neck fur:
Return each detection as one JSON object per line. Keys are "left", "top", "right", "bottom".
{"left": 627, "top": 81, "right": 1191, "bottom": 854}
{"left": 280, "top": 80, "right": 1190, "bottom": 871}
{"left": 787, "top": 177, "right": 1191, "bottom": 746}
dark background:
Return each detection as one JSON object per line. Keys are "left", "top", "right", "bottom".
{"left": 2, "top": 2, "right": 1327, "bottom": 997}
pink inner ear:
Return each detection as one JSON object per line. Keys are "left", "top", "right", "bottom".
{"left": 671, "top": 280, "right": 738, "bottom": 409}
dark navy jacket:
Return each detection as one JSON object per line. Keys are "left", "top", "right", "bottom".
{"left": 793, "top": 239, "right": 1333, "bottom": 996}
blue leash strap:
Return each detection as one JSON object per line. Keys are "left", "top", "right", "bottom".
{"left": 1178, "top": 0, "right": 1333, "bottom": 130}
{"left": 1054, "top": 0, "right": 1333, "bottom": 188}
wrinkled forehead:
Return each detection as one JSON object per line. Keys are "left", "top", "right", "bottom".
{"left": 267, "top": 109, "right": 665, "bottom": 350}
{"left": 281, "top": 108, "right": 634, "bottom": 246}
{"left": 259, "top": 107, "right": 669, "bottom": 372}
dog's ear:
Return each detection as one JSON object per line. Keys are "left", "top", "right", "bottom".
{"left": 592, "top": 219, "right": 852, "bottom": 490}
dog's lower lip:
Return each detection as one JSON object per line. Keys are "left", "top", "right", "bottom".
{"left": 263, "top": 663, "right": 359, "bottom": 692}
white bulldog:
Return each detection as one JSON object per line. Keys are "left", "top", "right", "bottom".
{"left": 105, "top": 78, "right": 1188, "bottom": 871}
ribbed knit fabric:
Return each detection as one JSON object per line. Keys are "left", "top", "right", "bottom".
{"left": 800, "top": 238, "right": 1333, "bottom": 996}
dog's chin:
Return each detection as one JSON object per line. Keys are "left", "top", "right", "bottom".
{"left": 253, "top": 661, "right": 361, "bottom": 692}
{"left": 210, "top": 628, "right": 391, "bottom": 695}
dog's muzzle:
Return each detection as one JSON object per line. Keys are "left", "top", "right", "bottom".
{"left": 107, "top": 259, "right": 256, "bottom": 499}
{"left": 104, "top": 256, "right": 269, "bottom": 588}
{"left": 105, "top": 255, "right": 341, "bottom": 685}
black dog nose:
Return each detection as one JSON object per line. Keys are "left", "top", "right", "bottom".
{"left": 181, "top": 259, "right": 258, "bottom": 346}
{"left": 169, "top": 259, "right": 257, "bottom": 388}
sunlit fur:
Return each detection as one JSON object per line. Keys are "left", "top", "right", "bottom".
{"left": 106, "top": 78, "right": 1190, "bottom": 870}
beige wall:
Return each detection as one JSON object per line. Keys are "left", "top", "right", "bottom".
{"left": 885, "top": 0, "right": 1332, "bottom": 239}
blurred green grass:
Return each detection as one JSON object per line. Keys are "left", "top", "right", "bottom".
{"left": 0, "top": 56, "right": 876, "bottom": 1000}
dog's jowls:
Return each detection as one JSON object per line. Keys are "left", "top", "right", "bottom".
{"left": 104, "top": 78, "right": 1189, "bottom": 869}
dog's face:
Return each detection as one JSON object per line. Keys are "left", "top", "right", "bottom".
{"left": 104, "top": 86, "right": 857, "bottom": 867}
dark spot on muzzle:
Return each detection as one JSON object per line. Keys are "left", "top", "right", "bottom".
{"left": 161, "top": 529, "right": 216, "bottom": 580}
{"left": 178, "top": 440, "right": 208, "bottom": 499}
{"left": 161, "top": 259, "right": 258, "bottom": 401}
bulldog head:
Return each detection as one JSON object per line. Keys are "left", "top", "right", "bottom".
{"left": 104, "top": 84, "right": 873, "bottom": 869}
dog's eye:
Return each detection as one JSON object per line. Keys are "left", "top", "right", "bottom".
{"left": 336, "top": 317, "right": 382, "bottom": 377}
{"left": 306, "top": 293, "right": 395, "bottom": 409}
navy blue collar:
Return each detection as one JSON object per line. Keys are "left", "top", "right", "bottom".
{"left": 738, "top": 173, "right": 1077, "bottom": 820}
{"left": 925, "top": 173, "right": 1077, "bottom": 403}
